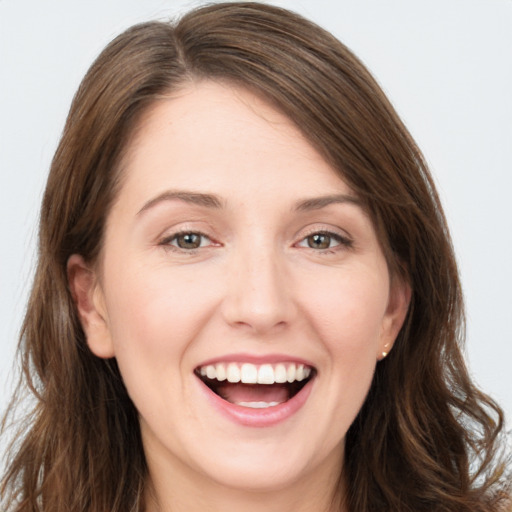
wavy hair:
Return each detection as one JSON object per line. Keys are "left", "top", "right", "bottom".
{"left": 2, "top": 2, "right": 510, "bottom": 511}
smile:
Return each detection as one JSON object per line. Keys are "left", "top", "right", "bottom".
{"left": 194, "top": 361, "right": 316, "bottom": 425}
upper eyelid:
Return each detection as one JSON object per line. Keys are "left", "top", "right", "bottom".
{"left": 160, "top": 230, "right": 213, "bottom": 244}
{"left": 158, "top": 231, "right": 218, "bottom": 255}
{"left": 157, "top": 222, "right": 215, "bottom": 240}
{"left": 156, "top": 224, "right": 353, "bottom": 246}
{"left": 293, "top": 226, "right": 355, "bottom": 253}
{"left": 296, "top": 232, "right": 351, "bottom": 246}
{"left": 296, "top": 225, "right": 353, "bottom": 241}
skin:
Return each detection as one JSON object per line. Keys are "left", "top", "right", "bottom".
{"left": 68, "top": 81, "right": 410, "bottom": 512}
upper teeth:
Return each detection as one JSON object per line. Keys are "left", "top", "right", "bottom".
{"left": 199, "top": 362, "right": 311, "bottom": 385}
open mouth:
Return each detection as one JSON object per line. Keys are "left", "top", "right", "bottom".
{"left": 194, "top": 362, "right": 316, "bottom": 409}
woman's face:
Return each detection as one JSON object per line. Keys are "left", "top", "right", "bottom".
{"left": 71, "top": 82, "right": 409, "bottom": 498}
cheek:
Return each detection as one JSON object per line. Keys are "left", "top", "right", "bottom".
{"left": 104, "top": 256, "right": 213, "bottom": 338}
{"left": 100, "top": 259, "right": 219, "bottom": 385}
{"left": 99, "top": 262, "right": 224, "bottom": 432}
{"left": 288, "top": 264, "right": 389, "bottom": 445}
{"left": 300, "top": 263, "right": 388, "bottom": 403}
{"left": 300, "top": 264, "right": 390, "bottom": 354}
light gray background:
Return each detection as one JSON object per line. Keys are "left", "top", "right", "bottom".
{"left": 1, "top": 0, "right": 511, "bottom": 423}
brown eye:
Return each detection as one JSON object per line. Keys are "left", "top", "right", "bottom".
{"left": 306, "top": 233, "right": 333, "bottom": 249}
{"left": 170, "top": 232, "right": 209, "bottom": 250}
{"left": 297, "top": 231, "right": 351, "bottom": 251}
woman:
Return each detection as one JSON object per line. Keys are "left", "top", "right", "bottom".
{"left": 1, "top": 2, "right": 510, "bottom": 511}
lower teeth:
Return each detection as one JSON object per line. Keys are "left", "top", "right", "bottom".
{"left": 235, "top": 401, "right": 281, "bottom": 409}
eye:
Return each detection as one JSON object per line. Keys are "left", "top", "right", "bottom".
{"left": 297, "top": 231, "right": 351, "bottom": 251}
{"left": 163, "top": 232, "right": 212, "bottom": 250}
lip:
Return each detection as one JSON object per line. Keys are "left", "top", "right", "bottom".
{"left": 196, "top": 353, "right": 315, "bottom": 367}
{"left": 194, "top": 354, "right": 316, "bottom": 428}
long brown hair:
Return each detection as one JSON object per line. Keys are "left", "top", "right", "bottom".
{"left": 2, "top": 3, "right": 510, "bottom": 511}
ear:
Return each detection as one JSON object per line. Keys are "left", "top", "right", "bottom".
{"left": 67, "top": 254, "right": 115, "bottom": 359}
{"left": 378, "top": 275, "right": 411, "bottom": 360}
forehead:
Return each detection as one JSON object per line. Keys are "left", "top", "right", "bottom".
{"left": 118, "top": 81, "right": 354, "bottom": 209}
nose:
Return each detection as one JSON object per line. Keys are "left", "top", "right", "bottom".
{"left": 221, "top": 242, "right": 296, "bottom": 335}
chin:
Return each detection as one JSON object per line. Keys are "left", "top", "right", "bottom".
{"left": 197, "top": 454, "right": 318, "bottom": 493}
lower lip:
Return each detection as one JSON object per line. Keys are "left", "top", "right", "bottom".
{"left": 196, "top": 377, "right": 314, "bottom": 428}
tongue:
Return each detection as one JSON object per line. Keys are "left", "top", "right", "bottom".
{"left": 216, "top": 383, "right": 289, "bottom": 405}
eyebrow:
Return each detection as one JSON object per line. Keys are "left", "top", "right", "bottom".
{"left": 137, "top": 190, "right": 224, "bottom": 215}
{"left": 137, "top": 190, "right": 361, "bottom": 216}
{"left": 294, "top": 194, "right": 362, "bottom": 211}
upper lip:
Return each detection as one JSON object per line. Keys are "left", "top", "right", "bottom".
{"left": 195, "top": 353, "right": 315, "bottom": 368}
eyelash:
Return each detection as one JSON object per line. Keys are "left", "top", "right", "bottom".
{"left": 159, "top": 228, "right": 352, "bottom": 255}
{"left": 295, "top": 229, "right": 353, "bottom": 253}
{"left": 159, "top": 230, "right": 215, "bottom": 252}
